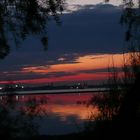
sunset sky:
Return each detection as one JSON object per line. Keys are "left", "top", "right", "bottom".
{"left": 0, "top": 0, "right": 127, "bottom": 85}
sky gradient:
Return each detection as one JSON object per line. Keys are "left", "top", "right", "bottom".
{"left": 0, "top": 1, "right": 127, "bottom": 85}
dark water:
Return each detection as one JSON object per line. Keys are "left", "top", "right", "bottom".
{"left": 0, "top": 92, "right": 98, "bottom": 135}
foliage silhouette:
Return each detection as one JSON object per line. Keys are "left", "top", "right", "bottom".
{"left": 0, "top": 0, "right": 64, "bottom": 59}
{"left": 85, "top": 1, "right": 140, "bottom": 139}
{"left": 116, "top": 0, "right": 140, "bottom": 122}
{"left": 90, "top": 1, "right": 140, "bottom": 139}
{"left": 102, "top": 0, "right": 140, "bottom": 119}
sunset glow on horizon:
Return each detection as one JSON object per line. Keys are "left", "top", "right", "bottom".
{"left": 22, "top": 54, "right": 123, "bottom": 74}
{"left": 0, "top": 53, "right": 129, "bottom": 85}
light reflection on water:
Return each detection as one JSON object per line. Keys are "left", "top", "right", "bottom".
{"left": 1, "top": 93, "right": 99, "bottom": 135}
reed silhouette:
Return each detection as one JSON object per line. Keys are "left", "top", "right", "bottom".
{"left": 87, "top": 1, "right": 140, "bottom": 139}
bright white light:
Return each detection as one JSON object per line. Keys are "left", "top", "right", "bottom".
{"left": 15, "top": 84, "right": 18, "bottom": 88}
{"left": 16, "top": 96, "right": 19, "bottom": 100}
{"left": 0, "top": 87, "right": 2, "bottom": 90}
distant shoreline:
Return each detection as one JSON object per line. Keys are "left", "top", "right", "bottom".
{"left": 0, "top": 88, "right": 108, "bottom": 95}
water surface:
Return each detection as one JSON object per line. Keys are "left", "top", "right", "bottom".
{"left": 15, "top": 92, "right": 98, "bottom": 135}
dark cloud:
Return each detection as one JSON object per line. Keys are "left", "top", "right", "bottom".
{"left": 0, "top": 70, "right": 77, "bottom": 81}
{"left": 0, "top": 4, "right": 125, "bottom": 82}
{"left": 47, "top": 4, "right": 124, "bottom": 55}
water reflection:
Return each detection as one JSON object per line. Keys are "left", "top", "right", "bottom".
{"left": 33, "top": 93, "right": 99, "bottom": 135}
{"left": 0, "top": 93, "right": 99, "bottom": 135}
{"left": 0, "top": 94, "right": 39, "bottom": 138}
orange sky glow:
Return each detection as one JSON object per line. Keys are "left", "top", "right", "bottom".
{"left": 0, "top": 53, "right": 130, "bottom": 85}
{"left": 22, "top": 54, "right": 124, "bottom": 74}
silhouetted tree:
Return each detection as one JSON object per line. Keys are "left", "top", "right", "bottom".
{"left": 102, "top": 0, "right": 140, "bottom": 119}
{"left": 115, "top": 0, "right": 140, "bottom": 121}
{"left": 0, "top": 0, "right": 65, "bottom": 59}
{"left": 87, "top": 1, "right": 140, "bottom": 139}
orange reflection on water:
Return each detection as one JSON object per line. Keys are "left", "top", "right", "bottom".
{"left": 46, "top": 104, "right": 99, "bottom": 121}
{"left": 17, "top": 93, "right": 99, "bottom": 121}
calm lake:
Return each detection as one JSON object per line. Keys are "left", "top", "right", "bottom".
{"left": 0, "top": 92, "right": 98, "bottom": 135}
